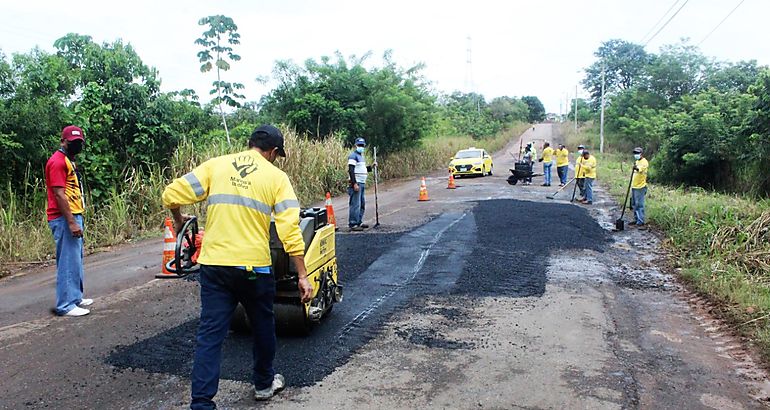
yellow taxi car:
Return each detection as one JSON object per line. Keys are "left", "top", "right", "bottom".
{"left": 449, "top": 147, "right": 493, "bottom": 177}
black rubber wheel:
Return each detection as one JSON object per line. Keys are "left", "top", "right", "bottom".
{"left": 275, "top": 303, "right": 311, "bottom": 336}
{"left": 489, "top": 166, "right": 494, "bottom": 176}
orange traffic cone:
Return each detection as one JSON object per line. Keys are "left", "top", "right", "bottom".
{"left": 156, "top": 217, "right": 178, "bottom": 278}
{"left": 418, "top": 177, "right": 430, "bottom": 201}
{"left": 325, "top": 192, "right": 338, "bottom": 230}
{"left": 447, "top": 173, "right": 457, "bottom": 189}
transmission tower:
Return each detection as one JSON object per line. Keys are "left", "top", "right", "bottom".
{"left": 464, "top": 36, "right": 474, "bottom": 93}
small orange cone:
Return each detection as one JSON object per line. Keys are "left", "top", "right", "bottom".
{"left": 156, "top": 217, "right": 179, "bottom": 278}
{"left": 418, "top": 177, "right": 430, "bottom": 201}
{"left": 447, "top": 173, "right": 457, "bottom": 189}
{"left": 325, "top": 192, "right": 338, "bottom": 230}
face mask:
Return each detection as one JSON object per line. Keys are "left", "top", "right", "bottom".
{"left": 66, "top": 140, "right": 83, "bottom": 156}
{"left": 634, "top": 154, "right": 641, "bottom": 160}
{"left": 356, "top": 147, "right": 365, "bottom": 154}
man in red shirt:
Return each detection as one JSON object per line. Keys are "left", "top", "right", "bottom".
{"left": 45, "top": 125, "right": 92, "bottom": 317}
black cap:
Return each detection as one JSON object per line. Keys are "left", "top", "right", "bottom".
{"left": 250, "top": 125, "right": 286, "bottom": 157}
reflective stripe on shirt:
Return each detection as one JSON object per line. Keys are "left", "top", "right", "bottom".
{"left": 184, "top": 172, "right": 205, "bottom": 197}
{"left": 207, "top": 193, "right": 272, "bottom": 215}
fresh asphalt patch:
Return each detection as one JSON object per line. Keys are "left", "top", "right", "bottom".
{"left": 107, "top": 199, "right": 609, "bottom": 387}
{"left": 454, "top": 199, "right": 609, "bottom": 297}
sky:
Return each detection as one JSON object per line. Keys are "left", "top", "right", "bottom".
{"left": 2, "top": 0, "right": 768, "bottom": 114}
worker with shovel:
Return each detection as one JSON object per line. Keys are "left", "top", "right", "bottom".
{"left": 575, "top": 145, "right": 586, "bottom": 200}
{"left": 579, "top": 149, "right": 597, "bottom": 205}
{"left": 630, "top": 147, "right": 649, "bottom": 226}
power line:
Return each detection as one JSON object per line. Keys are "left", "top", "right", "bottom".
{"left": 643, "top": 0, "right": 690, "bottom": 47}
{"left": 640, "top": 0, "right": 683, "bottom": 44}
{"left": 698, "top": 0, "right": 747, "bottom": 46}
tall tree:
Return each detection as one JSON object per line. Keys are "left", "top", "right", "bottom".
{"left": 195, "top": 15, "right": 244, "bottom": 144}
{"left": 521, "top": 96, "right": 545, "bottom": 122}
{"left": 583, "top": 39, "right": 651, "bottom": 107}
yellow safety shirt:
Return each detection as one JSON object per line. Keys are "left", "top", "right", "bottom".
{"left": 162, "top": 150, "right": 304, "bottom": 267}
{"left": 555, "top": 148, "right": 569, "bottom": 167}
{"left": 632, "top": 157, "right": 649, "bottom": 189}
{"left": 575, "top": 155, "right": 585, "bottom": 178}
{"left": 542, "top": 146, "right": 554, "bottom": 163}
{"left": 581, "top": 155, "right": 597, "bottom": 179}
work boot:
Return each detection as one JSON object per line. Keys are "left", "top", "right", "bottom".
{"left": 254, "top": 374, "right": 286, "bottom": 401}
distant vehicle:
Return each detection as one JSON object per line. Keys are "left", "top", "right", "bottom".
{"left": 449, "top": 148, "right": 493, "bottom": 177}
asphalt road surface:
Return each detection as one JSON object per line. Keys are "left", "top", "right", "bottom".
{"left": 1, "top": 124, "right": 768, "bottom": 409}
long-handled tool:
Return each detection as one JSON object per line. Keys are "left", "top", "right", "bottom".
{"left": 570, "top": 162, "right": 583, "bottom": 203}
{"left": 373, "top": 146, "right": 380, "bottom": 228}
{"left": 546, "top": 177, "right": 575, "bottom": 199}
{"left": 615, "top": 168, "right": 636, "bottom": 231}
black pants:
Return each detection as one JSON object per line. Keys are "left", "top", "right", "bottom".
{"left": 191, "top": 265, "right": 276, "bottom": 410}
{"left": 577, "top": 178, "right": 586, "bottom": 198}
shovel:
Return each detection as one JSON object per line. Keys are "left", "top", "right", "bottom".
{"left": 615, "top": 168, "right": 636, "bottom": 231}
{"left": 546, "top": 177, "right": 575, "bottom": 199}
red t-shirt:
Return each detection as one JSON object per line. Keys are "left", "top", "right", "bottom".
{"left": 45, "top": 150, "right": 85, "bottom": 221}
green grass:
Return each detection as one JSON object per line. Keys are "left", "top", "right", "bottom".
{"left": 0, "top": 123, "right": 527, "bottom": 266}
{"left": 593, "top": 138, "right": 770, "bottom": 362}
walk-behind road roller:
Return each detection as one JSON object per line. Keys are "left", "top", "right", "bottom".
{"left": 165, "top": 207, "right": 342, "bottom": 335}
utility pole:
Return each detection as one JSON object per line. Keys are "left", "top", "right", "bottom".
{"left": 600, "top": 66, "right": 605, "bottom": 153}
{"left": 574, "top": 84, "right": 578, "bottom": 134}
{"left": 465, "top": 36, "right": 480, "bottom": 115}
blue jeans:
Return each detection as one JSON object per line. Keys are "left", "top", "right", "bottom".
{"left": 347, "top": 183, "right": 366, "bottom": 227}
{"left": 543, "top": 162, "right": 553, "bottom": 185}
{"left": 191, "top": 265, "right": 276, "bottom": 410}
{"left": 584, "top": 178, "right": 594, "bottom": 202}
{"left": 631, "top": 187, "right": 647, "bottom": 224}
{"left": 557, "top": 165, "right": 568, "bottom": 185}
{"left": 49, "top": 215, "right": 85, "bottom": 315}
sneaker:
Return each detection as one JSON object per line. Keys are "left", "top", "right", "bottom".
{"left": 350, "top": 225, "right": 364, "bottom": 232}
{"left": 78, "top": 298, "right": 94, "bottom": 307}
{"left": 64, "top": 306, "right": 90, "bottom": 317}
{"left": 360, "top": 224, "right": 370, "bottom": 229}
{"left": 541, "top": 183, "right": 548, "bottom": 186}
{"left": 629, "top": 221, "right": 638, "bottom": 226}
{"left": 255, "top": 374, "right": 286, "bottom": 401}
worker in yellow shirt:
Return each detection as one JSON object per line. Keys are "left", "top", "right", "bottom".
{"left": 555, "top": 144, "right": 569, "bottom": 186}
{"left": 630, "top": 147, "right": 649, "bottom": 226}
{"left": 539, "top": 142, "right": 554, "bottom": 187}
{"left": 579, "top": 149, "right": 597, "bottom": 205}
{"left": 162, "top": 125, "right": 313, "bottom": 407}
{"left": 574, "top": 145, "right": 586, "bottom": 200}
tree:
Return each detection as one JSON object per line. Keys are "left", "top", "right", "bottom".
{"left": 259, "top": 52, "right": 436, "bottom": 152}
{"left": 646, "top": 41, "right": 712, "bottom": 103}
{"left": 707, "top": 60, "right": 763, "bottom": 94}
{"left": 488, "top": 96, "right": 529, "bottom": 124}
{"left": 567, "top": 98, "right": 592, "bottom": 123}
{"left": 583, "top": 39, "right": 651, "bottom": 107}
{"left": 521, "top": 96, "right": 545, "bottom": 122}
{"left": 195, "top": 15, "right": 244, "bottom": 144}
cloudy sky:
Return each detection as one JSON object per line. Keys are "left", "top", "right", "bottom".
{"left": 1, "top": 0, "right": 767, "bottom": 114}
